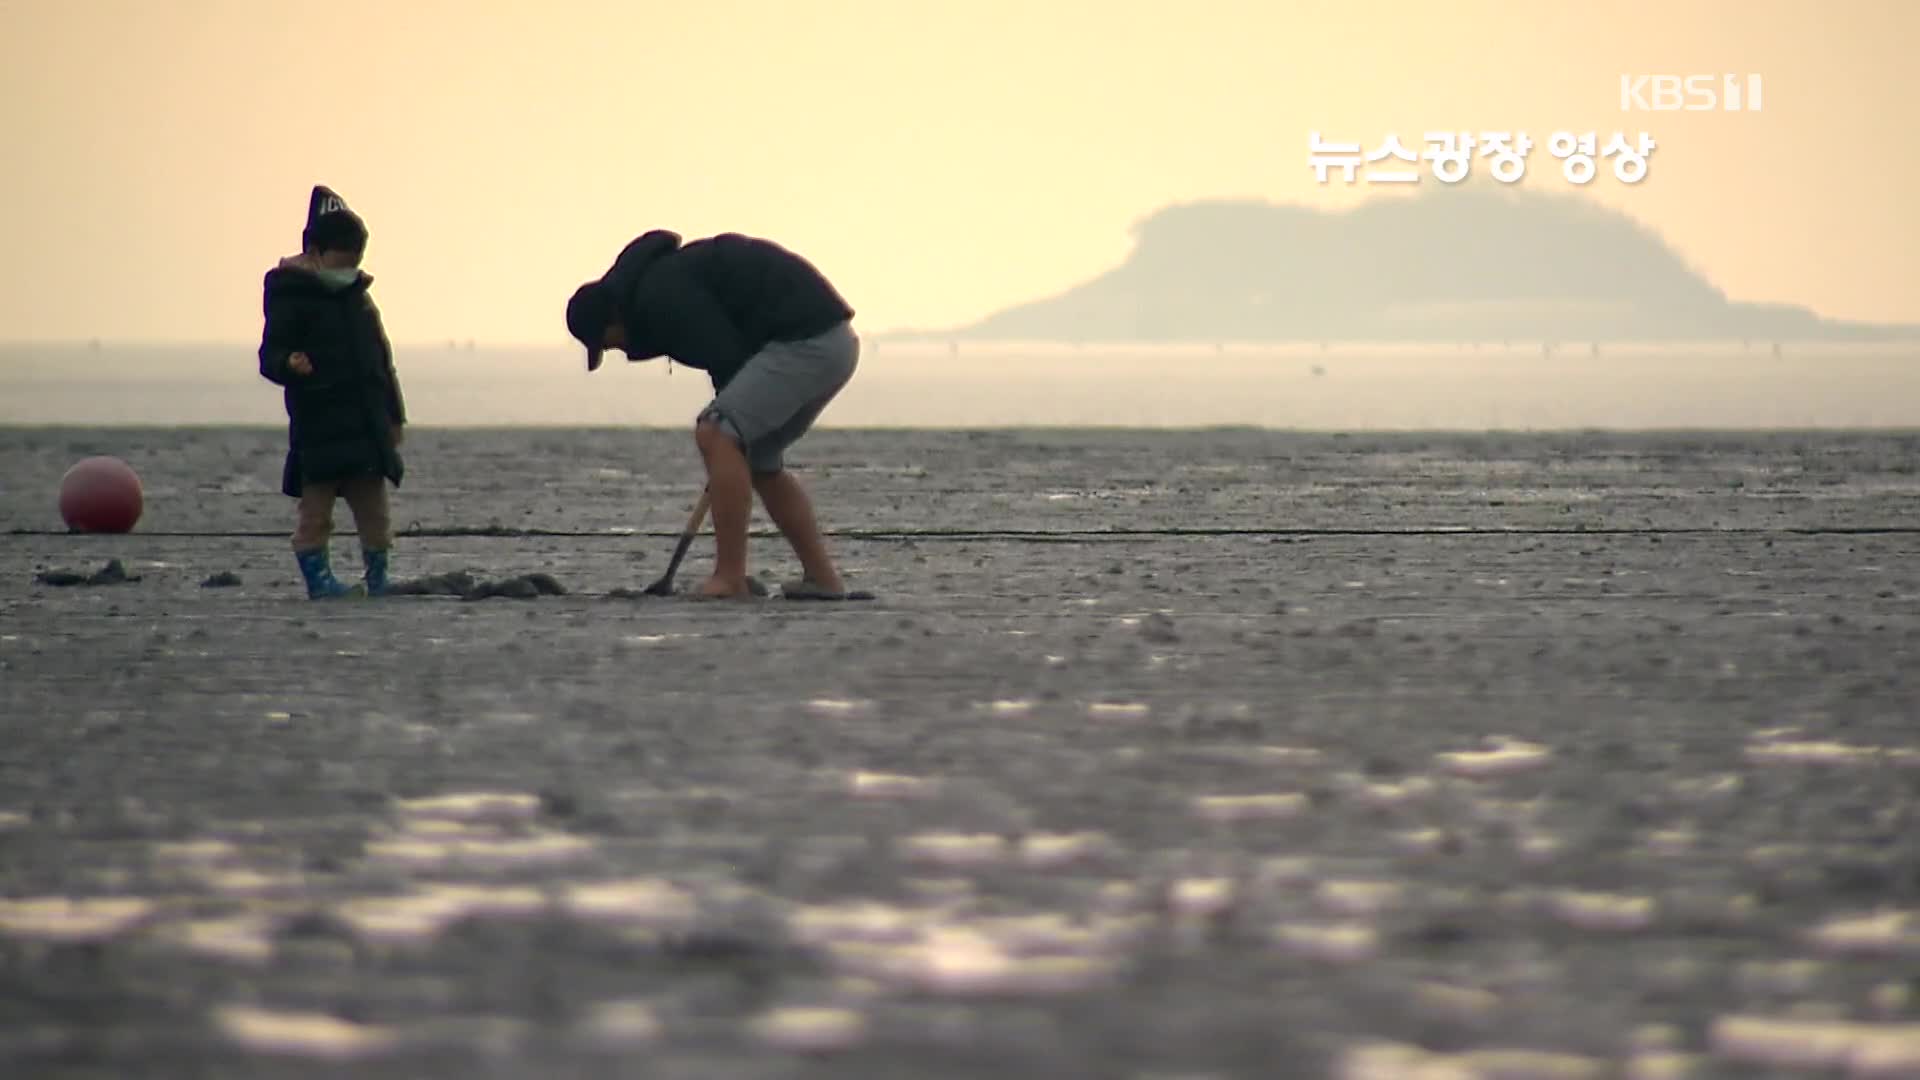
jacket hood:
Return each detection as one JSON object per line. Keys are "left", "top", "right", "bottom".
{"left": 600, "top": 230, "right": 682, "bottom": 301}
{"left": 265, "top": 255, "right": 372, "bottom": 296}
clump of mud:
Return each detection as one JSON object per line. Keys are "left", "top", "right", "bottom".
{"left": 385, "top": 571, "right": 568, "bottom": 601}
{"left": 383, "top": 571, "right": 476, "bottom": 597}
{"left": 201, "top": 572, "right": 242, "bottom": 588}
{"left": 466, "top": 574, "right": 568, "bottom": 601}
{"left": 35, "top": 559, "right": 140, "bottom": 587}
{"left": 1140, "top": 612, "right": 1178, "bottom": 643}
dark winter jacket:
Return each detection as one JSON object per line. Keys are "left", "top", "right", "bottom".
{"left": 258, "top": 260, "right": 407, "bottom": 497}
{"left": 601, "top": 231, "right": 855, "bottom": 390}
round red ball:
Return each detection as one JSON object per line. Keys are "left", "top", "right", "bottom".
{"left": 58, "top": 456, "right": 144, "bottom": 533}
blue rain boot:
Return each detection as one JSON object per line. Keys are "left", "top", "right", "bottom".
{"left": 362, "top": 547, "right": 391, "bottom": 597}
{"left": 295, "top": 547, "right": 362, "bottom": 600}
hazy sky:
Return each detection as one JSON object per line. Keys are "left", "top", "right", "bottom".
{"left": 1, "top": 0, "right": 1914, "bottom": 345}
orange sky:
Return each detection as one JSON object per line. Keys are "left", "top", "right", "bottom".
{"left": 0, "top": 0, "right": 1913, "bottom": 345}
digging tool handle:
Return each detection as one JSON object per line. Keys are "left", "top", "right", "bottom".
{"left": 660, "top": 487, "right": 711, "bottom": 578}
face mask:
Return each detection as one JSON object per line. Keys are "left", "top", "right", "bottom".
{"left": 314, "top": 266, "right": 361, "bottom": 289}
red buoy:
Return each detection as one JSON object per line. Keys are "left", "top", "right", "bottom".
{"left": 58, "top": 456, "right": 143, "bottom": 533}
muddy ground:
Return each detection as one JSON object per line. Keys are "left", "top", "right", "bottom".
{"left": 2, "top": 427, "right": 1919, "bottom": 1079}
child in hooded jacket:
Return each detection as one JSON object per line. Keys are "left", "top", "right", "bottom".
{"left": 258, "top": 186, "right": 407, "bottom": 598}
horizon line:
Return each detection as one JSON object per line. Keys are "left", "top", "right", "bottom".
{"left": 5, "top": 336, "right": 1920, "bottom": 352}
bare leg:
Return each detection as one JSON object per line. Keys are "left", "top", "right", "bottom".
{"left": 693, "top": 420, "right": 754, "bottom": 597}
{"left": 751, "top": 469, "right": 844, "bottom": 592}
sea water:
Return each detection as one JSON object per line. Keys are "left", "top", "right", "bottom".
{"left": 3, "top": 341, "right": 1916, "bottom": 429}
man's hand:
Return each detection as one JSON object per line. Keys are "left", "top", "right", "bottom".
{"left": 288, "top": 351, "right": 314, "bottom": 377}
{"left": 391, "top": 423, "right": 405, "bottom": 448}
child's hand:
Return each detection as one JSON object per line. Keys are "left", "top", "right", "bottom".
{"left": 288, "top": 352, "right": 314, "bottom": 377}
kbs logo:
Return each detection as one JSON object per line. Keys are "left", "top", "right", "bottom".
{"left": 1620, "top": 74, "right": 1763, "bottom": 112}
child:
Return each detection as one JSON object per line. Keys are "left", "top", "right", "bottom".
{"left": 565, "top": 230, "right": 859, "bottom": 600}
{"left": 258, "top": 186, "right": 408, "bottom": 599}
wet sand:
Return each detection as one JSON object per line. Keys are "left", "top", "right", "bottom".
{"left": 3, "top": 427, "right": 1919, "bottom": 1078}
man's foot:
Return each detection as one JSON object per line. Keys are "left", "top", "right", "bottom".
{"left": 782, "top": 576, "right": 848, "bottom": 600}
{"left": 693, "top": 574, "right": 756, "bottom": 600}
{"left": 782, "top": 577, "right": 875, "bottom": 601}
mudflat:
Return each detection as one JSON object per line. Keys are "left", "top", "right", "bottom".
{"left": 3, "top": 427, "right": 1918, "bottom": 1078}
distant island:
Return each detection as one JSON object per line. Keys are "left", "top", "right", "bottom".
{"left": 886, "top": 184, "right": 1920, "bottom": 344}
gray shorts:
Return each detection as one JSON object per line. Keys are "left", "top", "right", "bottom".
{"left": 699, "top": 321, "right": 858, "bottom": 473}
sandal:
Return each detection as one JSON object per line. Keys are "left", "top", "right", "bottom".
{"left": 782, "top": 579, "right": 874, "bottom": 601}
